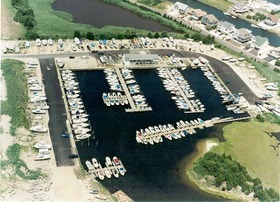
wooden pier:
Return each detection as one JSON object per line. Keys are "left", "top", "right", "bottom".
{"left": 136, "top": 116, "right": 251, "bottom": 145}
{"left": 114, "top": 67, "right": 152, "bottom": 113}
{"left": 164, "top": 68, "right": 199, "bottom": 113}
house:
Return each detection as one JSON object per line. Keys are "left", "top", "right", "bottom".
{"left": 174, "top": 2, "right": 189, "bottom": 14}
{"left": 252, "top": 36, "right": 269, "bottom": 53}
{"left": 264, "top": 14, "right": 279, "bottom": 26}
{"left": 201, "top": 14, "right": 218, "bottom": 27}
{"left": 268, "top": 47, "right": 280, "bottom": 59}
{"left": 234, "top": 28, "right": 253, "bottom": 43}
{"left": 188, "top": 8, "right": 207, "bottom": 20}
{"left": 217, "top": 21, "right": 236, "bottom": 35}
{"left": 231, "top": 2, "right": 249, "bottom": 13}
{"left": 122, "top": 54, "right": 160, "bottom": 66}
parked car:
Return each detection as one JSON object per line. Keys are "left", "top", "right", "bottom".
{"left": 61, "top": 133, "right": 70, "bottom": 138}
{"left": 69, "top": 154, "right": 79, "bottom": 159}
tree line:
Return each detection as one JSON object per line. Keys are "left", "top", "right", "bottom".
{"left": 193, "top": 152, "right": 279, "bottom": 201}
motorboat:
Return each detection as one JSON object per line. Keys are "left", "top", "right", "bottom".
{"left": 30, "top": 125, "right": 48, "bottom": 133}
{"left": 34, "top": 141, "right": 51, "bottom": 149}
{"left": 112, "top": 168, "right": 119, "bottom": 178}
{"left": 113, "top": 156, "right": 120, "bottom": 166}
{"left": 104, "top": 168, "right": 112, "bottom": 178}
{"left": 92, "top": 158, "right": 99, "bottom": 168}
{"left": 85, "top": 160, "right": 94, "bottom": 171}
{"left": 32, "top": 108, "right": 46, "bottom": 114}
{"left": 105, "top": 157, "right": 112, "bottom": 166}
{"left": 76, "top": 133, "right": 91, "bottom": 140}
{"left": 29, "top": 84, "right": 43, "bottom": 91}
{"left": 35, "top": 154, "right": 50, "bottom": 161}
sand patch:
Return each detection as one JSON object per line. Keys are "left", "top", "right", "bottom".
{"left": 0, "top": 115, "right": 13, "bottom": 160}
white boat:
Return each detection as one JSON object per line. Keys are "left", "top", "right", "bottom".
{"left": 38, "top": 148, "right": 50, "bottom": 155}
{"left": 34, "top": 141, "right": 51, "bottom": 149}
{"left": 85, "top": 160, "right": 94, "bottom": 170}
{"left": 73, "top": 127, "right": 91, "bottom": 135}
{"left": 35, "top": 154, "right": 50, "bottom": 161}
{"left": 42, "top": 39, "right": 47, "bottom": 46}
{"left": 92, "top": 158, "right": 99, "bottom": 168}
{"left": 29, "top": 84, "right": 43, "bottom": 91}
{"left": 104, "top": 168, "right": 112, "bottom": 178}
{"left": 32, "top": 108, "right": 46, "bottom": 114}
{"left": 76, "top": 133, "right": 91, "bottom": 140}
{"left": 112, "top": 168, "right": 119, "bottom": 178}
{"left": 113, "top": 156, "right": 120, "bottom": 166}
{"left": 72, "top": 122, "right": 90, "bottom": 129}
{"left": 105, "top": 157, "right": 112, "bottom": 166}
{"left": 30, "top": 125, "right": 48, "bottom": 133}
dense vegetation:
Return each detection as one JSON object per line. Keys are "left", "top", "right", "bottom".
{"left": 256, "top": 113, "right": 280, "bottom": 125}
{"left": 11, "top": 0, "right": 36, "bottom": 34}
{"left": 1, "top": 60, "right": 30, "bottom": 135}
{"left": 194, "top": 152, "right": 279, "bottom": 201}
{"left": 0, "top": 144, "right": 44, "bottom": 180}
{"left": 246, "top": 13, "right": 266, "bottom": 21}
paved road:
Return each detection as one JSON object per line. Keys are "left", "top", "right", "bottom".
{"left": 39, "top": 58, "right": 75, "bottom": 166}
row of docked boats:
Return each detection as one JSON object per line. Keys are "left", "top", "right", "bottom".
{"left": 121, "top": 68, "right": 151, "bottom": 109}
{"left": 28, "top": 76, "right": 49, "bottom": 133}
{"left": 61, "top": 70, "right": 93, "bottom": 140}
{"left": 102, "top": 92, "right": 128, "bottom": 106}
{"left": 104, "top": 68, "right": 123, "bottom": 92}
{"left": 201, "top": 66, "right": 245, "bottom": 114}
{"left": 157, "top": 67, "right": 205, "bottom": 113}
{"left": 135, "top": 118, "right": 207, "bottom": 145}
{"left": 85, "top": 156, "right": 126, "bottom": 180}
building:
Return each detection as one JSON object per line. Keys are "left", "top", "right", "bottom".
{"left": 217, "top": 21, "right": 236, "bottom": 35}
{"left": 234, "top": 28, "right": 253, "bottom": 43}
{"left": 231, "top": 2, "right": 249, "bottom": 13}
{"left": 122, "top": 54, "right": 160, "bottom": 66}
{"left": 174, "top": 2, "right": 189, "bottom": 14}
{"left": 268, "top": 47, "right": 280, "bottom": 59}
{"left": 201, "top": 14, "right": 219, "bottom": 27}
{"left": 188, "top": 8, "right": 207, "bottom": 20}
{"left": 252, "top": 36, "right": 269, "bottom": 53}
{"left": 264, "top": 14, "right": 279, "bottom": 26}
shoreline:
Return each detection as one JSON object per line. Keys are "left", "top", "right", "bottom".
{"left": 184, "top": 138, "right": 252, "bottom": 201}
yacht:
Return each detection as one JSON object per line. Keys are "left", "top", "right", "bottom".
{"left": 85, "top": 160, "right": 94, "bottom": 171}
{"left": 104, "top": 168, "right": 112, "bottom": 178}
{"left": 105, "top": 157, "right": 112, "bottom": 166}
{"left": 113, "top": 156, "right": 120, "bottom": 166}
{"left": 75, "top": 133, "right": 91, "bottom": 140}
{"left": 32, "top": 108, "right": 46, "bottom": 114}
{"left": 30, "top": 125, "right": 48, "bottom": 133}
{"left": 92, "top": 158, "right": 99, "bottom": 168}
{"left": 35, "top": 154, "right": 50, "bottom": 161}
{"left": 34, "top": 141, "right": 51, "bottom": 149}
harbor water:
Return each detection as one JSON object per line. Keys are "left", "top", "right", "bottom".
{"left": 75, "top": 68, "right": 245, "bottom": 201}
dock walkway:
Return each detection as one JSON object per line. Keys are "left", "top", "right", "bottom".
{"left": 114, "top": 67, "right": 152, "bottom": 113}
{"left": 164, "top": 68, "right": 197, "bottom": 112}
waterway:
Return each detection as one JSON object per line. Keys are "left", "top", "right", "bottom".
{"left": 52, "top": 0, "right": 173, "bottom": 32}
{"left": 75, "top": 68, "right": 245, "bottom": 201}
{"left": 169, "top": 0, "right": 280, "bottom": 47}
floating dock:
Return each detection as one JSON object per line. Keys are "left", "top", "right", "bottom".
{"left": 114, "top": 67, "right": 152, "bottom": 113}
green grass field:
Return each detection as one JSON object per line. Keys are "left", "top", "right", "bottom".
{"left": 200, "top": 0, "right": 233, "bottom": 11}
{"left": 212, "top": 120, "right": 280, "bottom": 190}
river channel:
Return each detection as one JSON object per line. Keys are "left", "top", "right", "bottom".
{"left": 53, "top": 0, "right": 280, "bottom": 46}
{"left": 52, "top": 0, "right": 173, "bottom": 32}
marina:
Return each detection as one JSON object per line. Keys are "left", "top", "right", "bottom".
{"left": 85, "top": 156, "right": 126, "bottom": 180}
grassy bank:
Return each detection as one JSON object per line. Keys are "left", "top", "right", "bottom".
{"left": 199, "top": 0, "right": 233, "bottom": 11}
{"left": 212, "top": 120, "right": 280, "bottom": 190}
{"left": 186, "top": 120, "right": 280, "bottom": 201}
{"left": 1, "top": 0, "right": 25, "bottom": 39}
{"left": 1, "top": 60, "right": 30, "bottom": 136}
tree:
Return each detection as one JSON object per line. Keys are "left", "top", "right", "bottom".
{"left": 154, "top": 32, "right": 160, "bottom": 38}
{"left": 74, "top": 30, "right": 81, "bottom": 38}
{"left": 86, "top": 32, "right": 94, "bottom": 40}
{"left": 25, "top": 30, "right": 39, "bottom": 40}
{"left": 161, "top": 32, "right": 168, "bottom": 37}
{"left": 191, "top": 33, "right": 201, "bottom": 42}
{"left": 184, "top": 33, "right": 189, "bottom": 39}
{"left": 147, "top": 32, "right": 153, "bottom": 38}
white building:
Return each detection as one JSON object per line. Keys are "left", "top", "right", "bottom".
{"left": 217, "top": 21, "right": 236, "bottom": 35}
{"left": 252, "top": 36, "right": 269, "bottom": 54}
{"left": 122, "top": 54, "right": 160, "bottom": 66}
{"left": 174, "top": 2, "right": 189, "bottom": 14}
